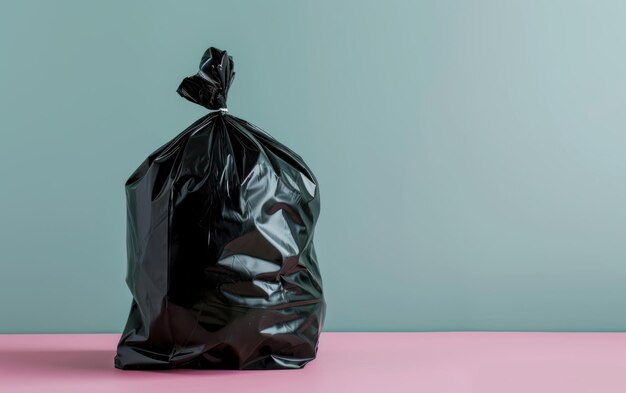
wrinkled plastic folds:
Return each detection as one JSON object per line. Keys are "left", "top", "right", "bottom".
{"left": 115, "top": 47, "right": 325, "bottom": 370}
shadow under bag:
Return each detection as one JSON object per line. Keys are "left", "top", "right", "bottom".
{"left": 115, "top": 47, "right": 325, "bottom": 370}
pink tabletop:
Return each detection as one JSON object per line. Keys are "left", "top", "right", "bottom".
{"left": 1, "top": 332, "right": 626, "bottom": 392}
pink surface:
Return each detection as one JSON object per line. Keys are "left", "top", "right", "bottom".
{"left": 1, "top": 332, "right": 626, "bottom": 392}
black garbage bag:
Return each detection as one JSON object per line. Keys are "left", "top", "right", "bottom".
{"left": 114, "top": 47, "right": 325, "bottom": 370}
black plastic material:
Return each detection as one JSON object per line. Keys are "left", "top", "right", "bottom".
{"left": 115, "top": 47, "right": 325, "bottom": 370}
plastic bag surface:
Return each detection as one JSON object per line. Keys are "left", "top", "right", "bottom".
{"left": 115, "top": 47, "right": 325, "bottom": 370}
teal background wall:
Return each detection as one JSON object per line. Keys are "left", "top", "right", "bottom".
{"left": 2, "top": 0, "right": 626, "bottom": 333}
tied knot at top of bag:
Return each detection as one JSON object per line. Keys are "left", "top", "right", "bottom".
{"left": 177, "top": 47, "right": 235, "bottom": 111}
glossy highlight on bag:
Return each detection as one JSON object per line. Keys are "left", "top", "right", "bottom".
{"left": 115, "top": 47, "right": 325, "bottom": 370}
